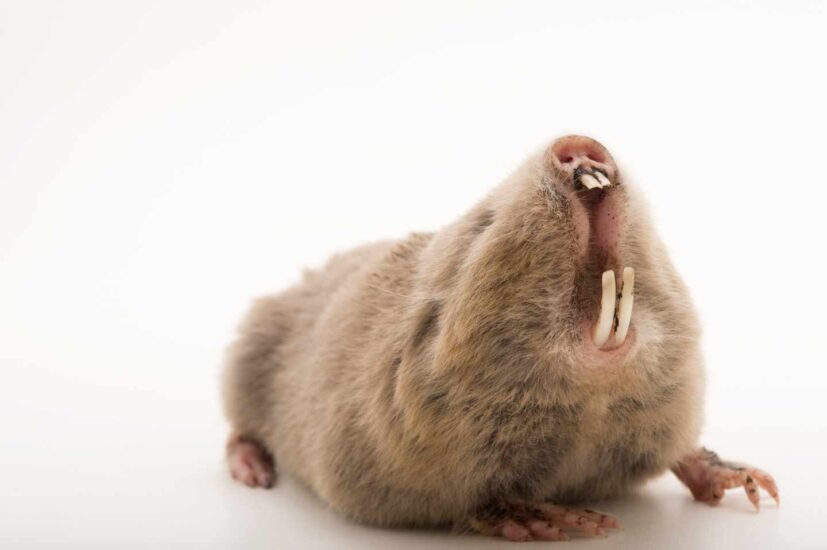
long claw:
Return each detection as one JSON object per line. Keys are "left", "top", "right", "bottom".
{"left": 752, "top": 470, "right": 780, "bottom": 505}
{"left": 743, "top": 474, "right": 761, "bottom": 510}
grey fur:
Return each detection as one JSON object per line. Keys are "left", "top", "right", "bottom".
{"left": 222, "top": 136, "right": 704, "bottom": 529}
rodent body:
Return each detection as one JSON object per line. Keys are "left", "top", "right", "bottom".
{"left": 222, "top": 136, "right": 706, "bottom": 531}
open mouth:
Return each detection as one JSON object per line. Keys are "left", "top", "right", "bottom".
{"left": 571, "top": 169, "right": 635, "bottom": 350}
{"left": 547, "top": 135, "right": 635, "bottom": 352}
{"left": 572, "top": 170, "right": 635, "bottom": 349}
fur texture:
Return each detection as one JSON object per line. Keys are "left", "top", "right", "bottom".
{"left": 221, "top": 136, "right": 704, "bottom": 530}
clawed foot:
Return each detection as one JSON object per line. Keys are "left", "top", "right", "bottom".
{"left": 467, "top": 500, "right": 622, "bottom": 542}
{"left": 226, "top": 433, "right": 276, "bottom": 489}
{"left": 673, "top": 447, "right": 779, "bottom": 510}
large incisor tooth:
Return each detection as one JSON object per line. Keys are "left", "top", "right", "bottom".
{"left": 595, "top": 171, "right": 611, "bottom": 187}
{"left": 615, "top": 267, "right": 635, "bottom": 345}
{"left": 593, "top": 270, "right": 616, "bottom": 347}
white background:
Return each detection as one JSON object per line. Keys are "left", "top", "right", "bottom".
{"left": 1, "top": 1, "right": 825, "bottom": 548}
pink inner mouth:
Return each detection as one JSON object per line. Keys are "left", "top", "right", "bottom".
{"left": 545, "top": 135, "right": 630, "bottom": 356}
{"left": 573, "top": 186, "right": 625, "bottom": 264}
{"left": 581, "top": 190, "right": 629, "bottom": 353}
{"left": 591, "top": 190, "right": 624, "bottom": 260}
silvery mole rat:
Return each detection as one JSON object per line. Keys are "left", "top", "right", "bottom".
{"left": 222, "top": 135, "right": 778, "bottom": 541}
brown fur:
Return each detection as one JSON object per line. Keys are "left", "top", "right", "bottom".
{"left": 221, "top": 137, "right": 704, "bottom": 529}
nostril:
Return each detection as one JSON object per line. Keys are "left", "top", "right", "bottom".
{"left": 547, "top": 135, "right": 617, "bottom": 184}
{"left": 551, "top": 137, "right": 608, "bottom": 167}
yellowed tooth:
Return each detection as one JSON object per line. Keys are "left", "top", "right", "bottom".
{"left": 580, "top": 173, "right": 602, "bottom": 189}
{"left": 615, "top": 267, "right": 635, "bottom": 345}
{"left": 594, "top": 270, "right": 616, "bottom": 347}
{"left": 595, "top": 171, "right": 611, "bottom": 187}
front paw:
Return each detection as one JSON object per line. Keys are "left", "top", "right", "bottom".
{"left": 673, "top": 447, "right": 779, "bottom": 510}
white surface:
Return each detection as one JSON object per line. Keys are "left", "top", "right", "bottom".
{"left": 1, "top": 1, "right": 826, "bottom": 548}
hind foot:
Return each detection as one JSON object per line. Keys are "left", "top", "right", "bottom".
{"left": 672, "top": 447, "right": 779, "bottom": 510}
{"left": 465, "top": 499, "right": 621, "bottom": 542}
{"left": 226, "top": 433, "right": 275, "bottom": 489}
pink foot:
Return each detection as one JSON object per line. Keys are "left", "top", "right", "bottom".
{"left": 466, "top": 500, "right": 622, "bottom": 542}
{"left": 673, "top": 447, "right": 779, "bottom": 510}
{"left": 226, "top": 434, "right": 275, "bottom": 489}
